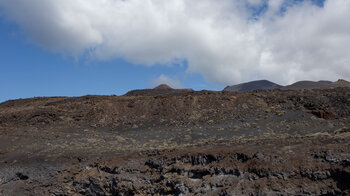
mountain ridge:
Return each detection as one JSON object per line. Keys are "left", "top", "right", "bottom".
{"left": 223, "top": 80, "right": 282, "bottom": 92}
{"left": 224, "top": 79, "right": 350, "bottom": 92}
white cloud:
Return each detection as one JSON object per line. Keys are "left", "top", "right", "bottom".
{"left": 0, "top": 0, "right": 349, "bottom": 85}
{"left": 150, "top": 74, "right": 184, "bottom": 89}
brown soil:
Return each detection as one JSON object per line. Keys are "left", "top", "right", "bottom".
{"left": 1, "top": 88, "right": 350, "bottom": 195}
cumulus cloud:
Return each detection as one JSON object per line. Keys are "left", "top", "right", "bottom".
{"left": 0, "top": 0, "right": 349, "bottom": 85}
{"left": 150, "top": 74, "right": 184, "bottom": 89}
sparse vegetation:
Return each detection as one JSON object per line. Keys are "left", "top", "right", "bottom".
{"left": 276, "top": 110, "right": 286, "bottom": 116}
{"left": 305, "top": 132, "right": 331, "bottom": 137}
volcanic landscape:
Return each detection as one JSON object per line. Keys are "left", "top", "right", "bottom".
{"left": 1, "top": 83, "right": 350, "bottom": 195}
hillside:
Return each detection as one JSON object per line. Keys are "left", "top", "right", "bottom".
{"left": 224, "top": 79, "right": 350, "bottom": 92}
{"left": 223, "top": 80, "right": 282, "bottom": 92}
{"left": 282, "top": 80, "right": 332, "bottom": 90}
{"left": 0, "top": 88, "right": 350, "bottom": 195}
{"left": 282, "top": 79, "right": 350, "bottom": 90}
{"left": 125, "top": 84, "right": 194, "bottom": 96}
{"left": 331, "top": 79, "right": 350, "bottom": 88}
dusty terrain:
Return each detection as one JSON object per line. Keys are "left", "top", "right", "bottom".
{"left": 1, "top": 88, "right": 350, "bottom": 195}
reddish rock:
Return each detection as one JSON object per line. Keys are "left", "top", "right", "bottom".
{"left": 154, "top": 84, "right": 173, "bottom": 90}
{"left": 305, "top": 110, "right": 336, "bottom": 120}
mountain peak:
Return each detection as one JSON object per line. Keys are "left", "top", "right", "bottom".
{"left": 223, "top": 80, "right": 282, "bottom": 92}
{"left": 154, "top": 84, "right": 173, "bottom": 90}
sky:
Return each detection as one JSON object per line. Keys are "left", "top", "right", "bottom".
{"left": 0, "top": 0, "right": 349, "bottom": 102}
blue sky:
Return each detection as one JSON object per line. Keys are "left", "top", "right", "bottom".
{"left": 1, "top": 0, "right": 348, "bottom": 103}
{"left": 0, "top": 18, "right": 221, "bottom": 102}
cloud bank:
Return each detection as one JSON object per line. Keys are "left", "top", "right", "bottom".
{"left": 0, "top": 0, "right": 349, "bottom": 85}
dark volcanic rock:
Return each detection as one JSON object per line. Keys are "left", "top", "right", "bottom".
{"left": 223, "top": 80, "right": 282, "bottom": 92}
{"left": 69, "top": 140, "right": 350, "bottom": 195}
{"left": 1, "top": 88, "right": 350, "bottom": 195}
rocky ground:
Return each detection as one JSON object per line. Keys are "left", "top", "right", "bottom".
{"left": 0, "top": 88, "right": 350, "bottom": 195}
